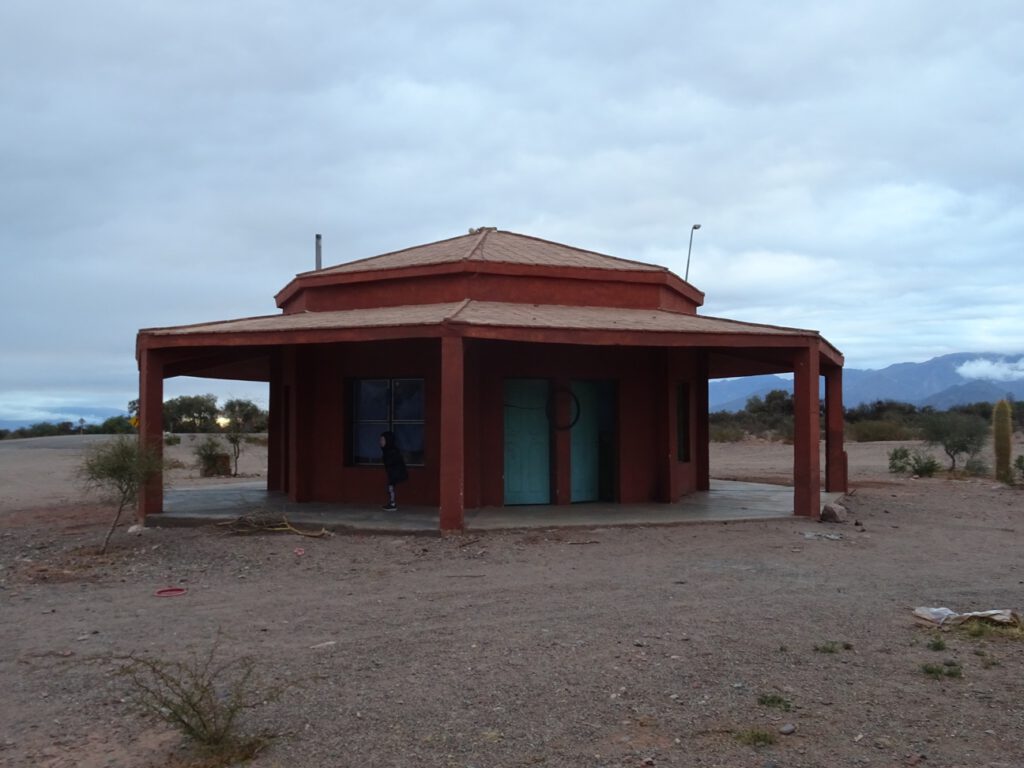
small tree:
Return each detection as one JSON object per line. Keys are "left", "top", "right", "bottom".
{"left": 993, "top": 399, "right": 1013, "bottom": 483}
{"left": 80, "top": 436, "right": 163, "bottom": 554}
{"left": 221, "top": 399, "right": 262, "bottom": 476}
{"left": 921, "top": 412, "right": 989, "bottom": 471}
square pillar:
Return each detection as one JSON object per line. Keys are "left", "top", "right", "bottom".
{"left": 824, "top": 364, "right": 848, "bottom": 493}
{"left": 439, "top": 335, "right": 465, "bottom": 532}
{"left": 552, "top": 378, "right": 572, "bottom": 505}
{"left": 137, "top": 347, "right": 164, "bottom": 519}
{"left": 267, "top": 350, "right": 284, "bottom": 492}
{"left": 793, "top": 345, "right": 821, "bottom": 517}
{"left": 695, "top": 351, "right": 711, "bottom": 492}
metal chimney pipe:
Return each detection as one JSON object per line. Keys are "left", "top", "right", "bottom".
{"left": 315, "top": 233, "right": 322, "bottom": 271}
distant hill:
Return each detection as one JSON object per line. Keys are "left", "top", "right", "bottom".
{"left": 709, "top": 352, "right": 1024, "bottom": 411}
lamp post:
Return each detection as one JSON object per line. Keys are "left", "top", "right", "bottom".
{"left": 684, "top": 224, "right": 701, "bottom": 282}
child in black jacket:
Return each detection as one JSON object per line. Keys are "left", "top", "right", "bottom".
{"left": 379, "top": 431, "right": 408, "bottom": 511}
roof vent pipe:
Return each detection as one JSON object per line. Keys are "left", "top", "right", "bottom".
{"left": 315, "top": 233, "right": 322, "bottom": 271}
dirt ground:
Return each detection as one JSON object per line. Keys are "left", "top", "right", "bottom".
{"left": 1, "top": 435, "right": 1023, "bottom": 767}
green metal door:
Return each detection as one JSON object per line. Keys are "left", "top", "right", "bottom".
{"left": 504, "top": 379, "right": 551, "bottom": 505}
{"left": 571, "top": 380, "right": 600, "bottom": 502}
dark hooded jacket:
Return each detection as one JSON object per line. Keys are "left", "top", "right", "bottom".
{"left": 380, "top": 431, "right": 409, "bottom": 485}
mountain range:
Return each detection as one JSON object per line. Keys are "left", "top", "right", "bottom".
{"left": 709, "top": 352, "right": 1024, "bottom": 412}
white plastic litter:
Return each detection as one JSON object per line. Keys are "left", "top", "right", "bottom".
{"left": 912, "top": 606, "right": 1022, "bottom": 627}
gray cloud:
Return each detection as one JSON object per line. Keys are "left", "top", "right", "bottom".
{"left": 2, "top": 0, "right": 1023, "bottom": 419}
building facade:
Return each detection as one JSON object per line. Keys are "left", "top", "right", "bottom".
{"left": 136, "top": 228, "right": 847, "bottom": 530}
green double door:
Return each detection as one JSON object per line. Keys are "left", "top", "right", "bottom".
{"left": 504, "top": 379, "right": 616, "bottom": 505}
{"left": 503, "top": 379, "right": 551, "bottom": 505}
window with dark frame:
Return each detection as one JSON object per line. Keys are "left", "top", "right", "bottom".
{"left": 677, "top": 382, "right": 691, "bottom": 462}
{"left": 351, "top": 378, "right": 425, "bottom": 465}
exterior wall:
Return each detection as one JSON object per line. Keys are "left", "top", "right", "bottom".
{"left": 279, "top": 338, "right": 706, "bottom": 509}
{"left": 282, "top": 339, "right": 442, "bottom": 506}
{"left": 281, "top": 272, "right": 698, "bottom": 315}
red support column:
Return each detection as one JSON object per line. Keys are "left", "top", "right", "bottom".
{"left": 439, "top": 335, "right": 466, "bottom": 532}
{"left": 658, "top": 351, "right": 677, "bottom": 502}
{"left": 824, "top": 364, "right": 848, "bottom": 493}
{"left": 552, "top": 377, "right": 572, "bottom": 505}
{"left": 137, "top": 347, "right": 164, "bottom": 520}
{"left": 695, "top": 351, "right": 711, "bottom": 492}
{"left": 793, "top": 345, "right": 821, "bottom": 517}
{"left": 267, "top": 350, "right": 284, "bottom": 492}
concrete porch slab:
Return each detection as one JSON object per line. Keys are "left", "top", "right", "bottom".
{"left": 153, "top": 480, "right": 844, "bottom": 534}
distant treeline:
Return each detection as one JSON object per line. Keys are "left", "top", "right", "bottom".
{"left": 0, "top": 394, "right": 268, "bottom": 441}
{"left": 5, "top": 391, "right": 1021, "bottom": 443}
{"left": 710, "top": 391, "right": 1023, "bottom": 443}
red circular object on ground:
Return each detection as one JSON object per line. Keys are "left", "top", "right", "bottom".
{"left": 154, "top": 587, "right": 188, "bottom": 597}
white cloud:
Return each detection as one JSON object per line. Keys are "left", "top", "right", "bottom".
{"left": 956, "top": 358, "right": 1024, "bottom": 382}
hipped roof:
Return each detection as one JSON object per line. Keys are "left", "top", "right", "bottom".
{"left": 142, "top": 299, "right": 825, "bottom": 342}
{"left": 308, "top": 229, "right": 666, "bottom": 276}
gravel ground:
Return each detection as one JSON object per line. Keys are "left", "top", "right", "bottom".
{"left": 2, "top": 437, "right": 1023, "bottom": 767}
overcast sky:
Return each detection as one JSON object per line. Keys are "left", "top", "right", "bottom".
{"left": 2, "top": 1, "right": 1022, "bottom": 422}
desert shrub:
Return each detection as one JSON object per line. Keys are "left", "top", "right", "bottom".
{"left": 736, "top": 728, "right": 777, "bottom": 747}
{"left": 163, "top": 433, "right": 181, "bottom": 446}
{"left": 245, "top": 434, "right": 269, "bottom": 447}
{"left": 889, "top": 447, "right": 939, "bottom": 476}
{"left": 910, "top": 451, "right": 941, "bottom": 477}
{"left": 888, "top": 446, "right": 912, "bottom": 473}
{"left": 120, "top": 639, "right": 275, "bottom": 758}
{"left": 964, "top": 456, "right": 989, "bottom": 477}
{"left": 848, "top": 419, "right": 917, "bottom": 442}
{"left": 710, "top": 424, "right": 745, "bottom": 443}
{"left": 1015, "top": 455, "right": 1024, "bottom": 483}
{"left": 757, "top": 693, "right": 791, "bottom": 711}
{"left": 193, "top": 436, "right": 231, "bottom": 477}
{"left": 80, "top": 436, "right": 163, "bottom": 554}
{"left": 993, "top": 400, "right": 1013, "bottom": 483}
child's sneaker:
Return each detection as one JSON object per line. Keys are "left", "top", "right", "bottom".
{"left": 381, "top": 502, "right": 397, "bottom": 511}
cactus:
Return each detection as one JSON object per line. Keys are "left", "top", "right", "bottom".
{"left": 993, "top": 399, "right": 1013, "bottom": 483}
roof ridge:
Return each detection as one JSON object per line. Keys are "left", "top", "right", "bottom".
{"left": 446, "top": 298, "right": 473, "bottom": 321}
{"left": 463, "top": 229, "right": 491, "bottom": 262}
{"left": 309, "top": 232, "right": 478, "bottom": 275}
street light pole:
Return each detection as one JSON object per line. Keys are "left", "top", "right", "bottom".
{"left": 685, "top": 223, "right": 701, "bottom": 282}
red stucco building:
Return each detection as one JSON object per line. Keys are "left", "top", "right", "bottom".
{"left": 136, "top": 228, "right": 847, "bottom": 530}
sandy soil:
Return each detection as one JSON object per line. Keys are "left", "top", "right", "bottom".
{"left": 1, "top": 435, "right": 1023, "bottom": 767}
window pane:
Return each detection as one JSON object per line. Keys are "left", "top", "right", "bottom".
{"left": 354, "top": 424, "right": 384, "bottom": 464}
{"left": 393, "top": 379, "right": 425, "bottom": 421}
{"left": 355, "top": 379, "right": 389, "bottom": 421}
{"left": 394, "top": 423, "right": 425, "bottom": 465}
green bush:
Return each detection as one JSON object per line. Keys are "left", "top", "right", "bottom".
{"left": 1015, "top": 455, "right": 1024, "bottom": 483}
{"left": 964, "top": 456, "right": 989, "bottom": 477}
{"left": 80, "top": 436, "right": 164, "bottom": 554}
{"left": 910, "top": 451, "right": 941, "bottom": 477}
{"left": 848, "top": 420, "right": 917, "bottom": 442}
{"left": 888, "top": 446, "right": 912, "bottom": 473}
{"left": 164, "top": 433, "right": 181, "bottom": 446}
{"left": 888, "top": 446, "right": 940, "bottom": 477}
{"left": 710, "top": 424, "right": 746, "bottom": 443}
{"left": 193, "top": 436, "right": 231, "bottom": 477}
